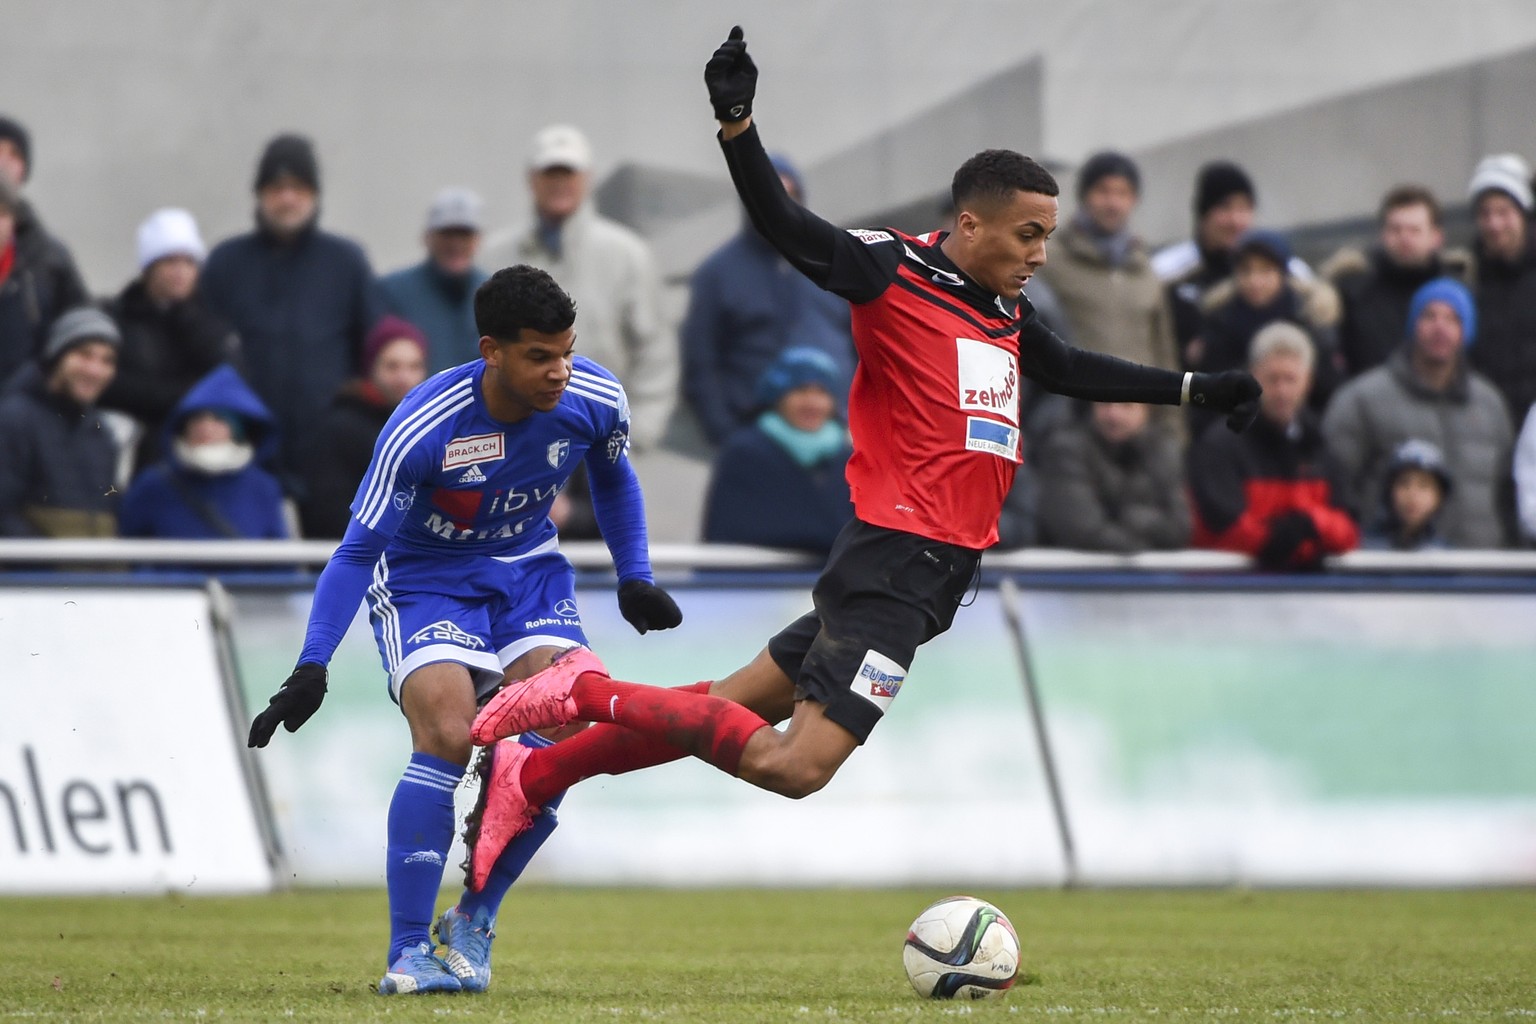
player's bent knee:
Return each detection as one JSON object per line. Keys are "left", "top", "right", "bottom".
{"left": 748, "top": 749, "right": 837, "bottom": 800}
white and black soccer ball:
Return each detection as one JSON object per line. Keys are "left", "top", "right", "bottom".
{"left": 902, "top": 895, "right": 1021, "bottom": 1000}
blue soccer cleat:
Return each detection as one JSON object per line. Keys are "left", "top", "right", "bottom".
{"left": 434, "top": 904, "right": 496, "bottom": 992}
{"left": 378, "top": 941, "right": 462, "bottom": 995}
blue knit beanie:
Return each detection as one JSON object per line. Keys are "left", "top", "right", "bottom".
{"left": 1407, "top": 277, "right": 1476, "bottom": 346}
{"left": 769, "top": 153, "right": 804, "bottom": 199}
{"left": 755, "top": 346, "right": 840, "bottom": 409}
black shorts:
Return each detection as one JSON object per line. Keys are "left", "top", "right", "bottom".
{"left": 766, "top": 519, "right": 981, "bottom": 744}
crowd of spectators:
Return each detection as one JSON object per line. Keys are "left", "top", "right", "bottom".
{"left": 1, "top": 107, "right": 1533, "bottom": 564}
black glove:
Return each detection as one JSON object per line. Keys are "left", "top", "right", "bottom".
{"left": 1189, "top": 370, "right": 1262, "bottom": 433}
{"left": 704, "top": 25, "right": 758, "bottom": 122}
{"left": 1256, "top": 511, "right": 1321, "bottom": 571}
{"left": 248, "top": 662, "right": 328, "bottom": 748}
{"left": 617, "top": 580, "right": 683, "bottom": 635}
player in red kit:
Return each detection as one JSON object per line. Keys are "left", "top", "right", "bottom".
{"left": 459, "top": 26, "right": 1262, "bottom": 890}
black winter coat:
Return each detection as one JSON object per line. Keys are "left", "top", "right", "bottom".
{"left": 298, "top": 381, "right": 393, "bottom": 539}
{"left": 1469, "top": 237, "right": 1536, "bottom": 422}
{"left": 0, "top": 202, "right": 89, "bottom": 386}
{"left": 1330, "top": 247, "right": 1471, "bottom": 377}
{"left": 100, "top": 279, "right": 241, "bottom": 475}
{"left": 0, "top": 365, "right": 117, "bottom": 536}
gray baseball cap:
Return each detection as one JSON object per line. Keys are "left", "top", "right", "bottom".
{"left": 426, "top": 187, "right": 484, "bottom": 232}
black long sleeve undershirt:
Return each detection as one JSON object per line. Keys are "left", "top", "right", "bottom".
{"left": 718, "top": 123, "right": 1185, "bottom": 406}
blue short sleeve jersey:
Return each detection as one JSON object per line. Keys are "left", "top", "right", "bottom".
{"left": 295, "top": 356, "right": 653, "bottom": 692}
{"left": 353, "top": 356, "right": 631, "bottom": 557}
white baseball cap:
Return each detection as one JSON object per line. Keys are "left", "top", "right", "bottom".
{"left": 529, "top": 124, "right": 592, "bottom": 173}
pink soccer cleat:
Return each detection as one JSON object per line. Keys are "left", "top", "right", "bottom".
{"left": 461, "top": 740, "right": 538, "bottom": 893}
{"left": 470, "top": 646, "right": 606, "bottom": 745}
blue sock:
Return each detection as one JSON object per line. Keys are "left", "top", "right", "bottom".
{"left": 457, "top": 732, "right": 566, "bottom": 920}
{"left": 386, "top": 753, "right": 461, "bottom": 965}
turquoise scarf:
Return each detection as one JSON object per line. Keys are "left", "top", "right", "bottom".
{"left": 757, "top": 412, "right": 848, "bottom": 468}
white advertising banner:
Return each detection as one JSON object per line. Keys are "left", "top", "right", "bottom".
{"left": 229, "top": 584, "right": 1536, "bottom": 889}
{"left": 0, "top": 587, "right": 276, "bottom": 894}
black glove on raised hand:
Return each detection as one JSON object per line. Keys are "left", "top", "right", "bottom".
{"left": 1256, "top": 510, "right": 1321, "bottom": 571}
{"left": 1189, "top": 370, "right": 1263, "bottom": 433}
{"left": 617, "top": 580, "right": 683, "bottom": 635}
{"left": 704, "top": 25, "right": 758, "bottom": 122}
{"left": 248, "top": 662, "right": 328, "bottom": 748}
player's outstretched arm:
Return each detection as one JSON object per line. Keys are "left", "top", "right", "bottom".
{"left": 247, "top": 517, "right": 389, "bottom": 747}
{"left": 1019, "top": 319, "right": 1261, "bottom": 432}
{"left": 705, "top": 27, "right": 854, "bottom": 292}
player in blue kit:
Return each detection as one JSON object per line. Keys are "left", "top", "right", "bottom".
{"left": 245, "top": 265, "right": 682, "bottom": 995}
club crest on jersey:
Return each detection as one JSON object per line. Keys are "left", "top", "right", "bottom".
{"left": 443, "top": 432, "right": 504, "bottom": 470}
{"left": 852, "top": 650, "right": 907, "bottom": 713}
{"left": 547, "top": 438, "right": 571, "bottom": 469}
{"left": 606, "top": 428, "right": 630, "bottom": 463}
{"left": 406, "top": 620, "right": 486, "bottom": 650}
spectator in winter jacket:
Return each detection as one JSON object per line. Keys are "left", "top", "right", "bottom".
{"left": 483, "top": 125, "right": 674, "bottom": 448}
{"left": 681, "top": 152, "right": 854, "bottom": 446}
{"left": 1323, "top": 277, "right": 1512, "bottom": 548}
{"left": 1151, "top": 160, "right": 1312, "bottom": 365}
{"left": 1192, "top": 229, "right": 1342, "bottom": 433}
{"left": 703, "top": 346, "right": 853, "bottom": 554}
{"left": 201, "top": 133, "right": 384, "bottom": 485}
{"left": 1514, "top": 403, "right": 1536, "bottom": 545}
{"left": 0, "top": 308, "right": 120, "bottom": 537}
{"left": 1464, "top": 153, "right": 1536, "bottom": 422}
{"left": 299, "top": 315, "right": 429, "bottom": 539}
{"left": 1035, "top": 400, "right": 1189, "bottom": 553}
{"left": 1036, "top": 151, "right": 1178, "bottom": 373}
{"left": 379, "top": 188, "right": 489, "bottom": 372}
{"left": 0, "top": 125, "right": 90, "bottom": 387}
{"left": 1322, "top": 185, "right": 1472, "bottom": 378}
{"left": 117, "top": 365, "right": 288, "bottom": 541}
{"left": 1360, "top": 438, "right": 1453, "bottom": 551}
{"left": 1189, "top": 321, "right": 1358, "bottom": 570}
{"left": 100, "top": 208, "right": 240, "bottom": 477}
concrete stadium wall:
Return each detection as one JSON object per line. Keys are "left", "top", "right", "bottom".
{"left": 8, "top": 2, "right": 1536, "bottom": 540}
{"left": 7, "top": 1, "right": 1536, "bottom": 292}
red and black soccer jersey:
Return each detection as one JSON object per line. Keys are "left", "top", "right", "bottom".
{"left": 719, "top": 124, "right": 1185, "bottom": 549}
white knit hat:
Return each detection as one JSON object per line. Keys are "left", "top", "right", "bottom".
{"left": 136, "top": 207, "right": 207, "bottom": 270}
{"left": 1467, "top": 153, "right": 1534, "bottom": 213}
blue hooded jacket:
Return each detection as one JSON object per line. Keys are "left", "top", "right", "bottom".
{"left": 117, "top": 365, "right": 289, "bottom": 539}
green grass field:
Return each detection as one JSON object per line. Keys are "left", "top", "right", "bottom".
{"left": 2, "top": 888, "right": 1532, "bottom": 1022}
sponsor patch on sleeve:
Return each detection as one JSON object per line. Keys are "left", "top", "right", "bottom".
{"left": 965, "top": 417, "right": 1021, "bottom": 462}
{"left": 851, "top": 649, "right": 908, "bottom": 713}
{"left": 847, "top": 228, "right": 894, "bottom": 245}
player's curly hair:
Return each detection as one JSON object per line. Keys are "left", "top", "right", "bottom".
{"left": 952, "top": 150, "right": 1059, "bottom": 212}
{"left": 474, "top": 265, "right": 577, "bottom": 341}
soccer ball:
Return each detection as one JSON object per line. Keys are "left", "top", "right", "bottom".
{"left": 902, "top": 895, "right": 1020, "bottom": 1000}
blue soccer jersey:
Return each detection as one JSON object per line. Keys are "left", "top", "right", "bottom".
{"left": 296, "top": 356, "right": 654, "bottom": 683}
{"left": 353, "top": 356, "right": 632, "bottom": 557}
